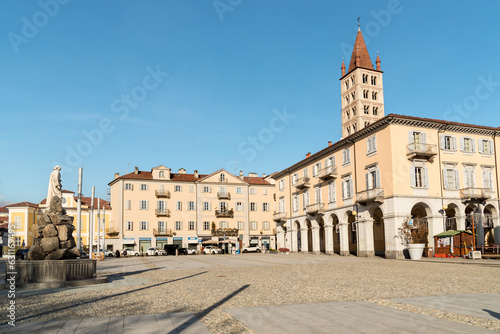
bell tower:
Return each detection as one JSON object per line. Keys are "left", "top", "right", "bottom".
{"left": 340, "top": 23, "right": 384, "bottom": 138}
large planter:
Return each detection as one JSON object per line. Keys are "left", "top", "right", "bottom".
{"left": 408, "top": 243, "right": 425, "bottom": 260}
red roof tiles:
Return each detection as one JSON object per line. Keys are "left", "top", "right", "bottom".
{"left": 5, "top": 202, "right": 39, "bottom": 208}
{"left": 347, "top": 29, "right": 373, "bottom": 73}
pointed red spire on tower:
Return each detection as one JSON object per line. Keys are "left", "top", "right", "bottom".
{"left": 347, "top": 28, "right": 373, "bottom": 73}
{"left": 376, "top": 51, "right": 381, "bottom": 71}
{"left": 341, "top": 57, "right": 346, "bottom": 76}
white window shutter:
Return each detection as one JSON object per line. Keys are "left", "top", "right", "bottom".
{"left": 408, "top": 131, "right": 413, "bottom": 144}
{"left": 460, "top": 137, "right": 464, "bottom": 151}
{"left": 471, "top": 139, "right": 476, "bottom": 152}
{"left": 489, "top": 140, "right": 494, "bottom": 154}
{"left": 454, "top": 169, "right": 460, "bottom": 190}
{"left": 421, "top": 133, "right": 426, "bottom": 144}
{"left": 478, "top": 140, "right": 483, "bottom": 153}
{"left": 365, "top": 173, "right": 370, "bottom": 190}
{"left": 483, "top": 171, "right": 487, "bottom": 188}
{"left": 443, "top": 170, "right": 448, "bottom": 189}
{"left": 376, "top": 170, "right": 381, "bottom": 189}
{"left": 349, "top": 181, "right": 353, "bottom": 197}
{"left": 373, "top": 135, "right": 377, "bottom": 151}
{"left": 452, "top": 136, "right": 457, "bottom": 151}
{"left": 424, "top": 167, "right": 429, "bottom": 188}
{"left": 342, "top": 181, "right": 345, "bottom": 198}
{"left": 489, "top": 171, "right": 494, "bottom": 189}
{"left": 146, "top": 201, "right": 149, "bottom": 210}
{"left": 440, "top": 135, "right": 445, "bottom": 149}
{"left": 410, "top": 167, "right": 416, "bottom": 187}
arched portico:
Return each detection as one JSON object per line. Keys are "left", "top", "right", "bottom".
{"left": 331, "top": 214, "right": 340, "bottom": 254}
{"left": 371, "top": 206, "right": 385, "bottom": 257}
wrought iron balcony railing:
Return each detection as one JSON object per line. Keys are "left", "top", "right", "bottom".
{"left": 153, "top": 228, "right": 174, "bottom": 236}
{"left": 155, "top": 190, "right": 171, "bottom": 198}
{"left": 217, "top": 192, "right": 231, "bottom": 200}
{"left": 155, "top": 208, "right": 171, "bottom": 217}
{"left": 215, "top": 209, "right": 234, "bottom": 218}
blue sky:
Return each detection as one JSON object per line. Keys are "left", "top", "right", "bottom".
{"left": 1, "top": 0, "right": 499, "bottom": 204}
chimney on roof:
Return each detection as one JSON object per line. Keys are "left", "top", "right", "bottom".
{"left": 114, "top": 173, "right": 120, "bottom": 179}
{"left": 239, "top": 171, "right": 244, "bottom": 179}
{"left": 194, "top": 170, "right": 199, "bottom": 178}
{"left": 341, "top": 58, "right": 346, "bottom": 76}
{"left": 262, "top": 173, "right": 266, "bottom": 178}
{"left": 306, "top": 152, "right": 311, "bottom": 158}
{"left": 178, "top": 168, "right": 186, "bottom": 174}
{"left": 134, "top": 167, "right": 139, "bottom": 175}
{"left": 248, "top": 172, "right": 257, "bottom": 177}
{"left": 328, "top": 141, "right": 332, "bottom": 147}
{"left": 376, "top": 51, "right": 381, "bottom": 71}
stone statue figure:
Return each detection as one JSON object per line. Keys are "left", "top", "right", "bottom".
{"left": 47, "top": 165, "right": 62, "bottom": 208}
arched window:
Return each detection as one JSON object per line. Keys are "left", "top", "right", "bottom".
{"left": 220, "top": 173, "right": 225, "bottom": 182}
{"left": 159, "top": 171, "right": 165, "bottom": 178}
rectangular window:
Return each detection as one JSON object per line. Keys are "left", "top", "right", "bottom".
{"left": 343, "top": 148, "right": 351, "bottom": 165}
{"left": 279, "top": 179, "right": 285, "bottom": 191}
{"left": 464, "top": 168, "right": 475, "bottom": 188}
{"left": 14, "top": 216, "right": 21, "bottom": 229}
{"left": 176, "top": 201, "right": 182, "bottom": 211}
{"left": 367, "top": 135, "right": 377, "bottom": 155}
{"left": 315, "top": 185, "right": 322, "bottom": 204}
{"left": 157, "top": 200, "right": 166, "bottom": 212}
{"left": 126, "top": 221, "right": 133, "bottom": 231}
{"left": 342, "top": 177, "right": 353, "bottom": 199}
{"left": 263, "top": 188, "right": 267, "bottom": 195}
{"left": 279, "top": 197, "right": 285, "bottom": 213}
{"left": 15, "top": 237, "right": 21, "bottom": 247}
{"left": 250, "top": 221, "right": 257, "bottom": 230}
{"left": 326, "top": 156, "right": 334, "bottom": 167}
{"left": 203, "top": 186, "right": 210, "bottom": 193}
{"left": 313, "top": 163, "right": 321, "bottom": 177}
{"left": 483, "top": 168, "right": 494, "bottom": 190}
{"left": 236, "top": 202, "right": 243, "bottom": 211}
{"left": 328, "top": 181, "right": 336, "bottom": 203}
{"left": 188, "top": 201, "right": 195, "bottom": 211}
{"left": 125, "top": 183, "right": 133, "bottom": 190}
{"left": 479, "top": 139, "right": 494, "bottom": 154}
{"left": 219, "top": 221, "right": 228, "bottom": 229}
{"left": 204, "top": 221, "right": 210, "bottom": 230}
{"left": 139, "top": 221, "right": 148, "bottom": 231}
{"left": 441, "top": 135, "right": 457, "bottom": 151}
{"left": 158, "top": 221, "right": 166, "bottom": 232}
{"left": 203, "top": 201, "right": 211, "bottom": 211}
{"left": 175, "top": 221, "right": 182, "bottom": 230}
{"left": 292, "top": 173, "right": 298, "bottom": 185}
{"left": 140, "top": 184, "right": 148, "bottom": 191}
{"left": 125, "top": 199, "right": 131, "bottom": 210}
{"left": 292, "top": 194, "right": 299, "bottom": 212}
{"left": 460, "top": 137, "right": 475, "bottom": 153}
{"left": 303, "top": 168, "right": 309, "bottom": 178}
{"left": 303, "top": 190, "right": 309, "bottom": 208}
{"left": 249, "top": 188, "right": 256, "bottom": 195}
{"left": 219, "top": 201, "right": 228, "bottom": 211}
{"left": 140, "top": 200, "right": 149, "bottom": 210}
{"left": 262, "top": 203, "right": 269, "bottom": 211}
{"left": 236, "top": 187, "right": 242, "bottom": 194}
{"left": 189, "top": 185, "right": 195, "bottom": 193}
{"left": 411, "top": 166, "right": 429, "bottom": 188}
{"left": 174, "top": 185, "right": 182, "bottom": 192}
{"left": 189, "top": 221, "right": 195, "bottom": 230}
{"left": 250, "top": 202, "right": 257, "bottom": 211}
{"left": 263, "top": 221, "right": 270, "bottom": 230}
{"left": 238, "top": 221, "right": 244, "bottom": 230}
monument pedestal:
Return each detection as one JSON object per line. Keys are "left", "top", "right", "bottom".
{"left": 5, "top": 259, "right": 105, "bottom": 289}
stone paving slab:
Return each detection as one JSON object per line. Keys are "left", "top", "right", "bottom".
{"left": 391, "top": 293, "right": 500, "bottom": 321}
{"left": 227, "top": 301, "right": 495, "bottom": 334}
{"left": 0, "top": 312, "right": 209, "bottom": 334}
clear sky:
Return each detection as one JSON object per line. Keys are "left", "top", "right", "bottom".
{"left": 1, "top": 0, "right": 499, "bottom": 204}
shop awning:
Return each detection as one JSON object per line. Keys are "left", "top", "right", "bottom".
{"left": 122, "top": 238, "right": 135, "bottom": 245}
{"left": 434, "top": 230, "right": 472, "bottom": 238}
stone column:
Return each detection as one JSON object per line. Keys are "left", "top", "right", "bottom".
{"left": 324, "top": 225, "right": 334, "bottom": 255}
{"left": 301, "top": 228, "right": 309, "bottom": 252}
{"left": 276, "top": 227, "right": 285, "bottom": 250}
{"left": 456, "top": 214, "right": 466, "bottom": 231}
{"left": 288, "top": 227, "right": 295, "bottom": 252}
{"left": 311, "top": 226, "right": 320, "bottom": 254}
{"left": 359, "top": 219, "right": 375, "bottom": 257}
{"left": 339, "top": 223, "right": 349, "bottom": 256}
{"left": 476, "top": 203, "right": 485, "bottom": 247}
{"left": 383, "top": 215, "right": 405, "bottom": 259}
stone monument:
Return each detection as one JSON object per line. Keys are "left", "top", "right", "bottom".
{"left": 28, "top": 167, "right": 81, "bottom": 260}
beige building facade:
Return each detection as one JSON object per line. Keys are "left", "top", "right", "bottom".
{"left": 108, "top": 166, "right": 276, "bottom": 252}
{"left": 272, "top": 28, "right": 499, "bottom": 259}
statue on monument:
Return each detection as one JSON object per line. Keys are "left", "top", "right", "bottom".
{"left": 46, "top": 165, "right": 62, "bottom": 210}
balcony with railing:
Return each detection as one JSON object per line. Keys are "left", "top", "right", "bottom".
{"left": 155, "top": 208, "right": 171, "bottom": 217}
{"left": 294, "top": 177, "right": 311, "bottom": 189}
{"left": 459, "top": 188, "right": 491, "bottom": 202}
{"left": 155, "top": 189, "right": 171, "bottom": 198}
{"left": 406, "top": 143, "right": 437, "bottom": 161}
{"left": 465, "top": 214, "right": 494, "bottom": 229}
{"left": 356, "top": 188, "right": 384, "bottom": 205}
{"left": 305, "top": 203, "right": 325, "bottom": 215}
{"left": 318, "top": 166, "right": 337, "bottom": 181}
{"left": 215, "top": 208, "right": 234, "bottom": 218}
{"left": 217, "top": 192, "right": 231, "bottom": 200}
{"left": 273, "top": 211, "right": 287, "bottom": 222}
{"left": 153, "top": 228, "right": 174, "bottom": 236}
{"left": 106, "top": 227, "right": 119, "bottom": 237}
{"left": 211, "top": 228, "right": 239, "bottom": 237}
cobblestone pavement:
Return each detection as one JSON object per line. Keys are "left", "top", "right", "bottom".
{"left": 0, "top": 254, "right": 499, "bottom": 333}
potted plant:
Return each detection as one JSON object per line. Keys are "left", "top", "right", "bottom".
{"left": 278, "top": 248, "right": 290, "bottom": 255}
{"left": 397, "top": 218, "right": 428, "bottom": 260}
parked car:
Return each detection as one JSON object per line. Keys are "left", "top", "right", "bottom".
{"left": 164, "top": 244, "right": 188, "bottom": 255}
{"left": 186, "top": 248, "right": 197, "bottom": 255}
{"left": 146, "top": 247, "right": 166, "bottom": 256}
{"left": 203, "top": 245, "right": 221, "bottom": 255}
{"left": 98, "top": 249, "right": 114, "bottom": 257}
{"left": 121, "top": 248, "right": 140, "bottom": 256}
{"left": 242, "top": 245, "right": 261, "bottom": 253}
{"left": 15, "top": 248, "right": 30, "bottom": 260}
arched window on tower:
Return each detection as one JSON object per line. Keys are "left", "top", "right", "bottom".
{"left": 346, "top": 111, "right": 350, "bottom": 119}
{"left": 371, "top": 76, "right": 377, "bottom": 85}
{"left": 363, "top": 90, "right": 368, "bottom": 99}
{"left": 351, "top": 76, "right": 355, "bottom": 85}
{"left": 364, "top": 106, "right": 370, "bottom": 114}
{"left": 346, "top": 127, "right": 351, "bottom": 135}
{"left": 372, "top": 92, "right": 377, "bottom": 100}
{"left": 352, "top": 107, "right": 356, "bottom": 116}
{"left": 352, "top": 124, "right": 357, "bottom": 132}
{"left": 373, "top": 107, "right": 378, "bottom": 116}
{"left": 345, "top": 81, "right": 349, "bottom": 90}
{"left": 362, "top": 74, "right": 368, "bottom": 83}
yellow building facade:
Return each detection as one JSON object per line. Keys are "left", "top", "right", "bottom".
{"left": 108, "top": 166, "right": 276, "bottom": 252}
{"left": 272, "top": 28, "right": 499, "bottom": 259}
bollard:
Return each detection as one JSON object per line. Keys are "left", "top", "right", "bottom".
{"left": 175, "top": 249, "right": 178, "bottom": 256}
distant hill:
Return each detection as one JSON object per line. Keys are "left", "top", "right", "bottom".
{"left": 0, "top": 201, "right": 12, "bottom": 207}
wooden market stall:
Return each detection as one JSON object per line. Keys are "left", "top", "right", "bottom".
{"left": 434, "top": 230, "right": 473, "bottom": 257}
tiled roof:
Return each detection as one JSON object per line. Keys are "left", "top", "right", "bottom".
{"left": 0, "top": 206, "right": 7, "bottom": 213}
{"left": 113, "top": 171, "right": 271, "bottom": 185}
{"left": 62, "top": 190, "right": 75, "bottom": 193}
{"left": 0, "top": 222, "right": 8, "bottom": 229}
{"left": 5, "top": 201, "right": 39, "bottom": 208}
{"left": 347, "top": 29, "right": 373, "bottom": 73}
{"left": 39, "top": 196, "right": 111, "bottom": 209}
{"left": 0, "top": 217, "right": 8, "bottom": 222}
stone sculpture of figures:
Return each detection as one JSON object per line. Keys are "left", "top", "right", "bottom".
{"left": 47, "top": 166, "right": 62, "bottom": 208}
